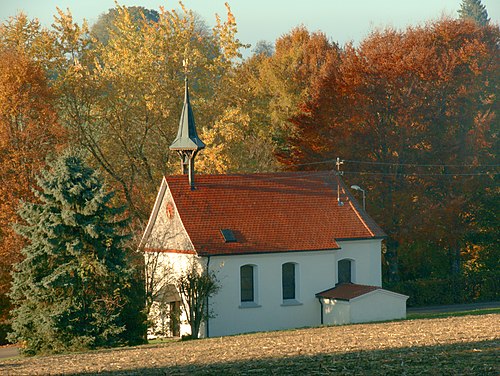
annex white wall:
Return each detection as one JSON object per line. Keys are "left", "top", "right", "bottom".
{"left": 322, "top": 299, "right": 350, "bottom": 325}
{"left": 321, "top": 289, "right": 408, "bottom": 326}
{"left": 207, "top": 238, "right": 382, "bottom": 337}
{"left": 350, "top": 290, "right": 408, "bottom": 323}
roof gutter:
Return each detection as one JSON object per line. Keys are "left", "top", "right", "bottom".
{"left": 318, "top": 297, "right": 324, "bottom": 326}
{"left": 335, "top": 236, "right": 387, "bottom": 241}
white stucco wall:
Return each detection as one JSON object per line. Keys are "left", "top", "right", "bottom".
{"left": 321, "top": 289, "right": 408, "bottom": 326}
{"left": 322, "top": 299, "right": 350, "bottom": 325}
{"left": 146, "top": 251, "right": 201, "bottom": 338}
{"left": 144, "top": 180, "right": 194, "bottom": 253}
{"left": 335, "top": 239, "right": 382, "bottom": 286}
{"left": 206, "top": 238, "right": 382, "bottom": 337}
{"left": 143, "top": 180, "right": 203, "bottom": 338}
{"left": 349, "top": 290, "right": 408, "bottom": 323}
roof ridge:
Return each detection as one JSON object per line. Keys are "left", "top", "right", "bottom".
{"left": 348, "top": 200, "right": 375, "bottom": 237}
{"left": 325, "top": 171, "right": 375, "bottom": 237}
{"left": 337, "top": 175, "right": 386, "bottom": 238}
{"left": 166, "top": 170, "right": 331, "bottom": 179}
{"left": 316, "top": 283, "right": 380, "bottom": 300}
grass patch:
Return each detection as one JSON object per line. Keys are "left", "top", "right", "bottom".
{"left": 407, "top": 307, "right": 500, "bottom": 320}
{"left": 0, "top": 355, "right": 20, "bottom": 362}
{"left": 146, "top": 337, "right": 177, "bottom": 345}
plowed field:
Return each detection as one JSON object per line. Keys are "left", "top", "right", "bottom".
{"left": 1, "top": 314, "right": 498, "bottom": 375}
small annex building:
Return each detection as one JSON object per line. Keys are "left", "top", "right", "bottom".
{"left": 140, "top": 78, "right": 408, "bottom": 338}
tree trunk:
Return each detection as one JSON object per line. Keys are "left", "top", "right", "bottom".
{"left": 450, "top": 243, "right": 461, "bottom": 276}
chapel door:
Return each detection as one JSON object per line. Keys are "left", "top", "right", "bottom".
{"left": 169, "top": 301, "right": 181, "bottom": 337}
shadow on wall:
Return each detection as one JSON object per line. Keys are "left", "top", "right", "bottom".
{"left": 64, "top": 339, "right": 497, "bottom": 375}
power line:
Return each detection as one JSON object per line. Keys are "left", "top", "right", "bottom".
{"left": 342, "top": 171, "right": 498, "bottom": 177}
{"left": 286, "top": 159, "right": 337, "bottom": 167}
{"left": 343, "top": 159, "right": 500, "bottom": 168}
{"left": 196, "top": 169, "right": 496, "bottom": 187}
{"left": 285, "top": 158, "right": 500, "bottom": 169}
{"left": 235, "top": 158, "right": 500, "bottom": 183}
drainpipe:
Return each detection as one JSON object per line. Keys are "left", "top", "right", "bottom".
{"left": 188, "top": 154, "right": 195, "bottom": 190}
{"left": 206, "top": 256, "right": 211, "bottom": 338}
{"left": 318, "top": 297, "right": 324, "bottom": 325}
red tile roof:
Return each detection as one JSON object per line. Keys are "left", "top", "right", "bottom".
{"left": 164, "top": 171, "right": 385, "bottom": 256}
{"left": 316, "top": 284, "right": 380, "bottom": 300}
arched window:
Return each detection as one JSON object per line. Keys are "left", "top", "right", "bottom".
{"left": 282, "top": 263, "right": 296, "bottom": 300}
{"left": 240, "top": 265, "right": 255, "bottom": 302}
{"left": 338, "top": 259, "right": 352, "bottom": 284}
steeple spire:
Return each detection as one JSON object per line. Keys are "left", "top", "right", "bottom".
{"left": 169, "top": 76, "right": 205, "bottom": 190}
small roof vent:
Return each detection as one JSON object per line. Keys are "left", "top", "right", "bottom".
{"left": 220, "top": 229, "right": 237, "bottom": 243}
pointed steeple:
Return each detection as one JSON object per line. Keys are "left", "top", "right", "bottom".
{"left": 169, "top": 77, "right": 205, "bottom": 190}
{"left": 170, "top": 78, "right": 205, "bottom": 152}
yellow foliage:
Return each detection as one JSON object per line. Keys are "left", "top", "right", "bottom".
{"left": 197, "top": 106, "right": 276, "bottom": 174}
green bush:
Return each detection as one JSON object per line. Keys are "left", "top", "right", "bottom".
{"left": 385, "top": 270, "right": 500, "bottom": 307}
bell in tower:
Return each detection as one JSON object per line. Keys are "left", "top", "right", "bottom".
{"left": 169, "top": 76, "right": 205, "bottom": 190}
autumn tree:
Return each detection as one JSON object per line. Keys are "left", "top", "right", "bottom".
{"left": 53, "top": 3, "right": 245, "bottom": 222}
{"left": 252, "top": 40, "right": 274, "bottom": 56}
{"left": 0, "top": 46, "right": 64, "bottom": 341}
{"left": 255, "top": 27, "right": 340, "bottom": 157}
{"left": 9, "top": 151, "right": 146, "bottom": 355}
{"left": 286, "top": 19, "right": 499, "bottom": 281}
{"left": 197, "top": 26, "right": 341, "bottom": 174}
{"left": 0, "top": 13, "right": 58, "bottom": 71}
{"left": 91, "top": 6, "right": 160, "bottom": 44}
{"left": 196, "top": 71, "right": 279, "bottom": 174}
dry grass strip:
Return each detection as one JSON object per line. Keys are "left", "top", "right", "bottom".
{"left": 1, "top": 314, "right": 498, "bottom": 375}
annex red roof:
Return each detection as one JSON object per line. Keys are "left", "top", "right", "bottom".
{"left": 164, "top": 171, "right": 385, "bottom": 256}
{"left": 316, "top": 284, "right": 380, "bottom": 301}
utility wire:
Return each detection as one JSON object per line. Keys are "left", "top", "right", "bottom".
{"left": 284, "top": 158, "right": 500, "bottom": 169}
{"left": 342, "top": 171, "right": 498, "bottom": 177}
{"left": 343, "top": 159, "right": 500, "bottom": 168}
{"left": 214, "top": 159, "right": 498, "bottom": 184}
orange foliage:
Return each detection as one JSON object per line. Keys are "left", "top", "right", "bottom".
{"left": 285, "top": 19, "right": 499, "bottom": 279}
{"left": 0, "top": 48, "right": 65, "bottom": 321}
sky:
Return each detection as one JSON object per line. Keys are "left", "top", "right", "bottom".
{"left": 1, "top": 0, "right": 499, "bottom": 55}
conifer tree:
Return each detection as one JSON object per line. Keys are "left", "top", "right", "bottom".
{"left": 458, "top": 0, "right": 490, "bottom": 26}
{"left": 8, "top": 151, "right": 146, "bottom": 355}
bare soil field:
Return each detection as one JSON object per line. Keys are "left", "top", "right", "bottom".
{"left": 1, "top": 314, "right": 498, "bottom": 375}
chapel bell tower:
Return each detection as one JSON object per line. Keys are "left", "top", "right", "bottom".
{"left": 169, "top": 76, "right": 205, "bottom": 190}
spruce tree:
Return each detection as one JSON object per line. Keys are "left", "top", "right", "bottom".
{"left": 458, "top": 0, "right": 490, "bottom": 26}
{"left": 8, "top": 151, "right": 146, "bottom": 355}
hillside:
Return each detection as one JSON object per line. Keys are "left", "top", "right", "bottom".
{"left": 1, "top": 314, "right": 498, "bottom": 375}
